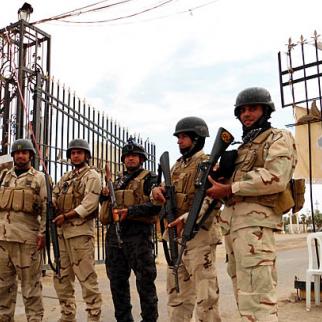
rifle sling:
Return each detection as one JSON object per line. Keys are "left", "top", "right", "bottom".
{"left": 117, "top": 168, "right": 145, "bottom": 190}
{"left": 159, "top": 216, "right": 175, "bottom": 266}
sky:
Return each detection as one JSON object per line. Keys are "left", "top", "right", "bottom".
{"left": 1, "top": 0, "right": 322, "bottom": 215}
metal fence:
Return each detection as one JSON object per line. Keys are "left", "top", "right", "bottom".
{"left": 0, "top": 19, "right": 157, "bottom": 264}
{"left": 278, "top": 31, "right": 322, "bottom": 110}
{"left": 278, "top": 31, "right": 322, "bottom": 233}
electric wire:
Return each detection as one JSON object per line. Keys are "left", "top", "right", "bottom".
{"left": 32, "top": 0, "right": 135, "bottom": 25}
{"left": 31, "top": 0, "right": 218, "bottom": 26}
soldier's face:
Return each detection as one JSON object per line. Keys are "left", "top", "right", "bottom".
{"left": 13, "top": 150, "right": 31, "bottom": 168}
{"left": 177, "top": 133, "right": 193, "bottom": 150}
{"left": 239, "top": 104, "right": 264, "bottom": 128}
{"left": 124, "top": 153, "right": 141, "bottom": 171}
{"left": 70, "top": 149, "right": 87, "bottom": 166}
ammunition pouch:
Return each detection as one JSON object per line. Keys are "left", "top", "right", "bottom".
{"left": 115, "top": 190, "right": 135, "bottom": 208}
{"left": 290, "top": 178, "right": 306, "bottom": 213}
{"left": 99, "top": 200, "right": 112, "bottom": 225}
{"left": 272, "top": 183, "right": 295, "bottom": 215}
{"left": 0, "top": 188, "right": 14, "bottom": 210}
{"left": 0, "top": 186, "right": 41, "bottom": 214}
{"left": 227, "top": 179, "right": 304, "bottom": 215}
{"left": 114, "top": 188, "right": 156, "bottom": 224}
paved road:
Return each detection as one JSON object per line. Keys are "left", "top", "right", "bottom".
{"left": 14, "top": 233, "right": 322, "bottom": 321}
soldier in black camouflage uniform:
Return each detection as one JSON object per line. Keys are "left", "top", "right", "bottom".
{"left": 100, "top": 138, "right": 161, "bottom": 322}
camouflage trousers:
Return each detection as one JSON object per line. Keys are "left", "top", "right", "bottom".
{"left": 167, "top": 229, "right": 221, "bottom": 322}
{"left": 0, "top": 240, "right": 44, "bottom": 322}
{"left": 53, "top": 235, "right": 102, "bottom": 322}
{"left": 225, "top": 226, "right": 278, "bottom": 322}
{"left": 105, "top": 234, "right": 158, "bottom": 322}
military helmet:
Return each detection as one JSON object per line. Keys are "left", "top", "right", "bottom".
{"left": 121, "top": 137, "right": 147, "bottom": 162}
{"left": 66, "top": 139, "right": 91, "bottom": 159}
{"left": 234, "top": 87, "right": 275, "bottom": 117}
{"left": 11, "top": 139, "right": 35, "bottom": 157}
{"left": 173, "top": 116, "right": 209, "bottom": 137}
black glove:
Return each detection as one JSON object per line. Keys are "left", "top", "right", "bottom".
{"left": 211, "top": 150, "right": 238, "bottom": 180}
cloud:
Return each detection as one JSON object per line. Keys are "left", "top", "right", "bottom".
{"left": 2, "top": 0, "right": 322, "bottom": 210}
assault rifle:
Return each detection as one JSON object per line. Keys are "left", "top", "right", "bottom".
{"left": 105, "top": 162, "right": 123, "bottom": 247}
{"left": 173, "top": 127, "right": 234, "bottom": 282}
{"left": 44, "top": 173, "right": 61, "bottom": 277}
{"left": 158, "top": 151, "right": 179, "bottom": 293}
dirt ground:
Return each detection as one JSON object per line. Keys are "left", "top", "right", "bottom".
{"left": 13, "top": 232, "right": 322, "bottom": 321}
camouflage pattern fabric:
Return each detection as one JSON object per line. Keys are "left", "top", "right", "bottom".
{"left": 167, "top": 151, "right": 222, "bottom": 322}
{"left": 221, "top": 128, "right": 297, "bottom": 322}
{"left": 53, "top": 165, "right": 102, "bottom": 322}
{"left": 0, "top": 241, "right": 43, "bottom": 322}
{"left": 0, "top": 167, "right": 46, "bottom": 322}
{"left": 167, "top": 227, "right": 221, "bottom": 322}
{"left": 226, "top": 227, "right": 278, "bottom": 322}
{"left": 53, "top": 165, "right": 101, "bottom": 239}
{"left": 0, "top": 167, "right": 47, "bottom": 244}
{"left": 53, "top": 235, "right": 102, "bottom": 322}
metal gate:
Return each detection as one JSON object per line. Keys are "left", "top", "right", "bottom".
{"left": 278, "top": 31, "right": 322, "bottom": 230}
{"left": 0, "top": 19, "right": 156, "bottom": 263}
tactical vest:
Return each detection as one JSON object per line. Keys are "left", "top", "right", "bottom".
{"left": 0, "top": 169, "right": 42, "bottom": 214}
{"left": 56, "top": 167, "right": 92, "bottom": 213}
{"left": 172, "top": 153, "right": 208, "bottom": 217}
{"left": 228, "top": 129, "right": 294, "bottom": 214}
{"left": 115, "top": 169, "right": 156, "bottom": 224}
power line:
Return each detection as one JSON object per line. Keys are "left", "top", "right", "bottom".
{"left": 59, "top": 0, "right": 176, "bottom": 24}
{"left": 31, "top": 0, "right": 218, "bottom": 27}
{"left": 32, "top": 0, "right": 135, "bottom": 25}
{"left": 110, "top": 0, "right": 220, "bottom": 26}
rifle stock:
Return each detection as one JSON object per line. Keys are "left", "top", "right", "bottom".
{"left": 158, "top": 151, "right": 180, "bottom": 292}
{"left": 44, "top": 173, "right": 61, "bottom": 277}
{"left": 174, "top": 127, "right": 234, "bottom": 275}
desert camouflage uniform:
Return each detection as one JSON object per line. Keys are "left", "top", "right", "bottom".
{"left": 0, "top": 167, "right": 46, "bottom": 322}
{"left": 167, "top": 150, "right": 222, "bottom": 322}
{"left": 220, "top": 128, "right": 297, "bottom": 322}
{"left": 53, "top": 165, "right": 102, "bottom": 322}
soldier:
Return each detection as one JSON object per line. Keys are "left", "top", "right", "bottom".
{"left": 0, "top": 139, "right": 46, "bottom": 322}
{"left": 206, "top": 87, "right": 298, "bottom": 322}
{"left": 99, "top": 137, "right": 160, "bottom": 322}
{"left": 152, "top": 117, "right": 222, "bottom": 322}
{"left": 52, "top": 139, "right": 102, "bottom": 322}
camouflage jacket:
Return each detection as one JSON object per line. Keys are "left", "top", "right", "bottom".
{"left": 53, "top": 165, "right": 101, "bottom": 239}
{"left": 0, "top": 167, "right": 47, "bottom": 245}
{"left": 220, "top": 128, "right": 297, "bottom": 233}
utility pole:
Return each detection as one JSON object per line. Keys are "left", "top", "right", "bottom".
{"left": 0, "top": 5, "right": 50, "bottom": 169}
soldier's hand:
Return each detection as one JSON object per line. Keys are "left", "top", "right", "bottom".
{"left": 53, "top": 214, "right": 65, "bottom": 227}
{"left": 151, "top": 186, "right": 166, "bottom": 204}
{"left": 101, "top": 186, "right": 110, "bottom": 196}
{"left": 168, "top": 217, "right": 184, "bottom": 237}
{"left": 113, "top": 208, "right": 128, "bottom": 222}
{"left": 206, "top": 176, "right": 232, "bottom": 199}
{"left": 36, "top": 234, "right": 45, "bottom": 250}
